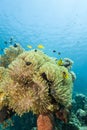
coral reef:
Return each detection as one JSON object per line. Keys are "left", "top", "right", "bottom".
{"left": 64, "top": 93, "right": 87, "bottom": 130}
{"left": 0, "top": 93, "right": 86, "bottom": 130}
{"left": 0, "top": 45, "right": 76, "bottom": 130}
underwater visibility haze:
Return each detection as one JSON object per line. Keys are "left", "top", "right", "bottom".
{"left": 0, "top": 0, "right": 87, "bottom": 130}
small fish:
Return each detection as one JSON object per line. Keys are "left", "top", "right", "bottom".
{"left": 34, "top": 49, "right": 37, "bottom": 52}
{"left": 0, "top": 48, "right": 3, "bottom": 52}
{"left": 26, "top": 61, "right": 32, "bottom": 66}
{"left": 13, "top": 43, "right": 18, "bottom": 48}
{"left": 53, "top": 50, "right": 56, "bottom": 53}
{"left": 37, "top": 44, "right": 44, "bottom": 49}
{"left": 58, "top": 52, "right": 61, "bottom": 55}
{"left": 57, "top": 58, "right": 63, "bottom": 66}
{"left": 62, "top": 71, "right": 69, "bottom": 79}
{"left": 9, "top": 38, "right": 13, "bottom": 44}
{"left": 27, "top": 45, "right": 32, "bottom": 49}
{"left": 4, "top": 41, "right": 8, "bottom": 45}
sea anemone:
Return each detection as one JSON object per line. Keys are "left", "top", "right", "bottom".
{"left": 33, "top": 62, "right": 73, "bottom": 109}
{"left": 0, "top": 44, "right": 24, "bottom": 68}
{"left": 0, "top": 67, "right": 10, "bottom": 110}
{"left": 0, "top": 48, "right": 75, "bottom": 130}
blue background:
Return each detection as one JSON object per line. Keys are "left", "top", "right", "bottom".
{"left": 0, "top": 0, "right": 87, "bottom": 95}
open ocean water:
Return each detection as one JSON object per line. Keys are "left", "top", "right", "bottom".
{"left": 0, "top": 0, "right": 87, "bottom": 130}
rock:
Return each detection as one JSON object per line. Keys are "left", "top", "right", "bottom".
{"left": 71, "top": 99, "right": 77, "bottom": 113}
{"left": 80, "top": 126, "right": 87, "bottom": 130}
{"left": 84, "top": 104, "right": 87, "bottom": 112}
{"left": 76, "top": 109, "right": 86, "bottom": 117}
{"left": 69, "top": 112, "right": 81, "bottom": 127}
{"left": 31, "top": 127, "right": 37, "bottom": 130}
{"left": 62, "top": 123, "right": 80, "bottom": 130}
{"left": 76, "top": 109, "right": 87, "bottom": 125}
{"left": 75, "top": 94, "right": 87, "bottom": 110}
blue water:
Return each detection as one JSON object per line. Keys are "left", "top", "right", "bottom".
{"left": 0, "top": 0, "right": 87, "bottom": 96}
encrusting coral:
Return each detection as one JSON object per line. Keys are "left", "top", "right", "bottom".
{"left": 0, "top": 46, "right": 76, "bottom": 130}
